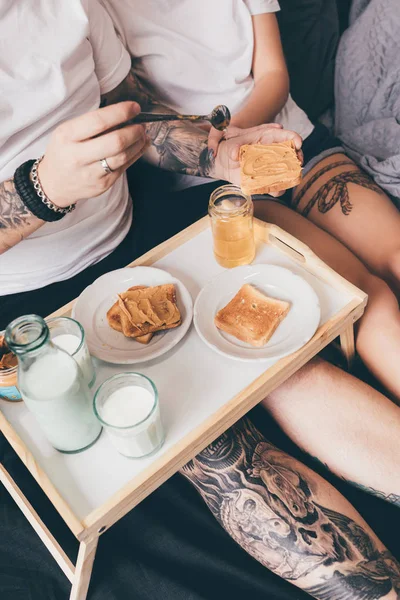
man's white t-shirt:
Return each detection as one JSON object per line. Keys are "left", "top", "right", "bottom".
{"left": 0, "top": 0, "right": 132, "bottom": 295}
{"left": 102, "top": 0, "right": 314, "bottom": 140}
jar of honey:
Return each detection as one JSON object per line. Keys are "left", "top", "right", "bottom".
{"left": 209, "top": 185, "right": 255, "bottom": 268}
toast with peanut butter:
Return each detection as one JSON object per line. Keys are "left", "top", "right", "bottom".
{"left": 239, "top": 140, "right": 302, "bottom": 195}
{"left": 215, "top": 284, "right": 290, "bottom": 347}
{"left": 107, "top": 286, "right": 153, "bottom": 343}
{"left": 107, "top": 284, "right": 181, "bottom": 340}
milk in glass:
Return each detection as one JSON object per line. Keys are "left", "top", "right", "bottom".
{"left": 6, "top": 315, "right": 101, "bottom": 453}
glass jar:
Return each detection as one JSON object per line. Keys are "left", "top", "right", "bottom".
{"left": 94, "top": 372, "right": 164, "bottom": 459}
{"left": 47, "top": 316, "right": 96, "bottom": 388}
{"left": 0, "top": 363, "right": 22, "bottom": 402}
{"left": 5, "top": 314, "right": 102, "bottom": 453}
{"left": 208, "top": 184, "right": 255, "bottom": 268}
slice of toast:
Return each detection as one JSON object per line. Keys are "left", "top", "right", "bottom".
{"left": 108, "top": 284, "right": 181, "bottom": 339}
{"left": 239, "top": 140, "right": 302, "bottom": 196}
{"left": 135, "top": 332, "right": 154, "bottom": 344}
{"left": 107, "top": 286, "right": 153, "bottom": 344}
{"left": 215, "top": 284, "right": 290, "bottom": 347}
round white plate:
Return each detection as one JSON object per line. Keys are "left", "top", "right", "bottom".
{"left": 72, "top": 267, "right": 193, "bottom": 364}
{"left": 194, "top": 264, "right": 321, "bottom": 362}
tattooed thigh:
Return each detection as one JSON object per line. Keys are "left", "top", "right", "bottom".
{"left": 180, "top": 418, "right": 400, "bottom": 599}
{"left": 291, "top": 153, "right": 384, "bottom": 218}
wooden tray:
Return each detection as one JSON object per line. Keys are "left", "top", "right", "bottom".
{"left": 0, "top": 217, "right": 367, "bottom": 599}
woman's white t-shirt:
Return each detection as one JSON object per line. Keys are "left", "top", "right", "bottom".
{"left": 0, "top": 0, "right": 132, "bottom": 295}
{"left": 102, "top": 0, "right": 314, "bottom": 139}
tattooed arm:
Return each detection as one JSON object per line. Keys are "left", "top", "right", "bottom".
{"left": 0, "top": 101, "right": 147, "bottom": 255}
{"left": 0, "top": 179, "right": 43, "bottom": 255}
{"left": 101, "top": 70, "right": 302, "bottom": 183}
{"left": 101, "top": 71, "right": 217, "bottom": 177}
{"left": 181, "top": 418, "right": 400, "bottom": 600}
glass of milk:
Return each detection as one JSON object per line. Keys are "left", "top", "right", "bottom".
{"left": 47, "top": 317, "right": 95, "bottom": 388}
{"left": 5, "top": 314, "right": 102, "bottom": 453}
{"left": 93, "top": 373, "right": 165, "bottom": 459}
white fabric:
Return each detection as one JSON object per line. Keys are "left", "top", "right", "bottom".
{"left": 0, "top": 0, "right": 132, "bottom": 295}
{"left": 101, "top": 0, "right": 314, "bottom": 139}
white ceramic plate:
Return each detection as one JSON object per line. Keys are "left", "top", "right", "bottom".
{"left": 72, "top": 267, "right": 193, "bottom": 364}
{"left": 194, "top": 264, "right": 321, "bottom": 362}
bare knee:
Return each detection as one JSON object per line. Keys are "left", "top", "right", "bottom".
{"left": 359, "top": 273, "right": 398, "bottom": 318}
{"left": 264, "top": 357, "right": 333, "bottom": 411}
{"left": 356, "top": 273, "right": 399, "bottom": 348}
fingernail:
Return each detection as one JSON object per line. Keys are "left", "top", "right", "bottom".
{"left": 208, "top": 149, "right": 215, "bottom": 161}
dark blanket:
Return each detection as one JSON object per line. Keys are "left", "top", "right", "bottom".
{"left": 278, "top": 0, "right": 351, "bottom": 121}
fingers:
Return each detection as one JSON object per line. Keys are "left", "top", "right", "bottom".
{"left": 268, "top": 190, "right": 286, "bottom": 198}
{"left": 224, "top": 122, "right": 283, "bottom": 140}
{"left": 98, "top": 138, "right": 150, "bottom": 179}
{"left": 118, "top": 139, "right": 151, "bottom": 172}
{"left": 104, "top": 135, "right": 148, "bottom": 172}
{"left": 208, "top": 128, "right": 225, "bottom": 156}
{"left": 259, "top": 128, "right": 302, "bottom": 150}
{"left": 81, "top": 122, "right": 147, "bottom": 164}
{"left": 63, "top": 102, "right": 141, "bottom": 142}
{"left": 228, "top": 127, "right": 303, "bottom": 161}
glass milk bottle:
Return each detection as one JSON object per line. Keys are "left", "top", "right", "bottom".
{"left": 5, "top": 315, "right": 102, "bottom": 453}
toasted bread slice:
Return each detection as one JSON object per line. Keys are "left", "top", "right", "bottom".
{"left": 215, "top": 284, "right": 290, "bottom": 347}
{"left": 109, "top": 284, "right": 181, "bottom": 339}
{"left": 239, "top": 140, "right": 302, "bottom": 196}
{"left": 107, "top": 286, "right": 154, "bottom": 344}
{"left": 135, "top": 332, "right": 154, "bottom": 344}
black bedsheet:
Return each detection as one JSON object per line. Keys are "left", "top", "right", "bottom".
{"left": 278, "top": 0, "right": 351, "bottom": 120}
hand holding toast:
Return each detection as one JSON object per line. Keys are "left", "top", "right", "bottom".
{"left": 212, "top": 124, "right": 303, "bottom": 194}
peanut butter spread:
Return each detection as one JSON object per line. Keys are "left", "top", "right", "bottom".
{"left": 239, "top": 141, "right": 302, "bottom": 195}
{"left": 107, "top": 284, "right": 181, "bottom": 338}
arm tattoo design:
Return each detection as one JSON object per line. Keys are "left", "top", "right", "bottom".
{"left": 181, "top": 418, "right": 400, "bottom": 599}
{"left": 101, "top": 71, "right": 216, "bottom": 178}
{"left": 145, "top": 120, "right": 215, "bottom": 177}
{"left": 0, "top": 179, "right": 34, "bottom": 249}
{"left": 292, "top": 161, "right": 384, "bottom": 217}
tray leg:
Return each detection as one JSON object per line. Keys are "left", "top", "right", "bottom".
{"left": 340, "top": 323, "right": 356, "bottom": 369}
{"left": 70, "top": 536, "right": 98, "bottom": 600}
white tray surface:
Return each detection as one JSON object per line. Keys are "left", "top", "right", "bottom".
{"left": 1, "top": 229, "right": 351, "bottom": 521}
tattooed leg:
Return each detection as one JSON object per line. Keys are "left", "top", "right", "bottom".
{"left": 262, "top": 357, "right": 400, "bottom": 505}
{"left": 181, "top": 418, "right": 400, "bottom": 600}
{"left": 291, "top": 153, "right": 400, "bottom": 292}
{"left": 254, "top": 199, "right": 400, "bottom": 403}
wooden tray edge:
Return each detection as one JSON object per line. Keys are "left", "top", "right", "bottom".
{"left": 1, "top": 216, "right": 367, "bottom": 538}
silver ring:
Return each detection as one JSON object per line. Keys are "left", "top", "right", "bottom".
{"left": 100, "top": 158, "right": 113, "bottom": 174}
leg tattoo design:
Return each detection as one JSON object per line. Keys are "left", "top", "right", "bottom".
{"left": 292, "top": 161, "right": 384, "bottom": 218}
{"left": 181, "top": 419, "right": 400, "bottom": 599}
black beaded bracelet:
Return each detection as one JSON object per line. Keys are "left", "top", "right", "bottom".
{"left": 14, "top": 160, "right": 71, "bottom": 222}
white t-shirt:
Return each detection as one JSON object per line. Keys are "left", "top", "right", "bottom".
{"left": 0, "top": 0, "right": 132, "bottom": 295}
{"left": 102, "top": 0, "right": 314, "bottom": 139}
